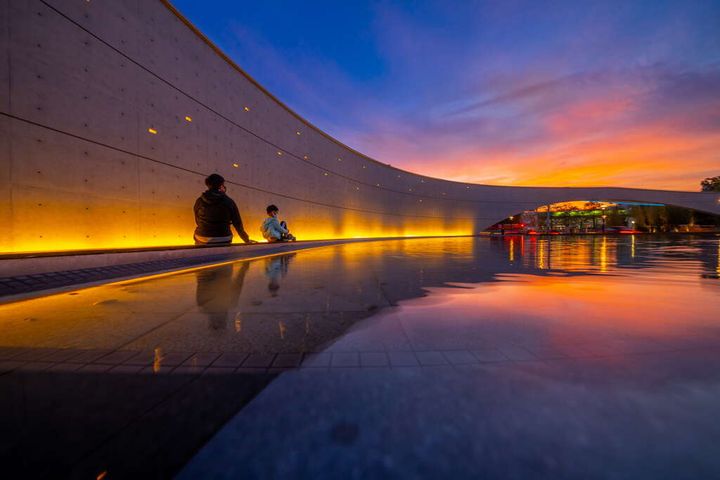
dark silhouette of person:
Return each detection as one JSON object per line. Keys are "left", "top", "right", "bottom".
{"left": 195, "top": 261, "right": 250, "bottom": 331}
{"left": 265, "top": 253, "right": 295, "bottom": 297}
{"left": 193, "top": 173, "right": 256, "bottom": 245}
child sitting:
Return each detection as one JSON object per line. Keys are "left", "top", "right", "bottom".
{"left": 260, "top": 204, "right": 296, "bottom": 242}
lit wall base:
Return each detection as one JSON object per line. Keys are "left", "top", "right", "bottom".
{"left": 1, "top": 0, "right": 717, "bottom": 255}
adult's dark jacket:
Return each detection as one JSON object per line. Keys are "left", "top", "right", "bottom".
{"left": 193, "top": 190, "right": 250, "bottom": 242}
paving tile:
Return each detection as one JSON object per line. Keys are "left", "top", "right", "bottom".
{"left": 40, "top": 349, "right": 85, "bottom": 363}
{"left": 181, "top": 352, "right": 222, "bottom": 368}
{"left": 0, "top": 348, "right": 28, "bottom": 360}
{"left": 498, "top": 345, "right": 536, "bottom": 361}
{"left": 17, "top": 362, "right": 54, "bottom": 372}
{"left": 139, "top": 365, "right": 172, "bottom": 375}
{"left": 442, "top": 350, "right": 478, "bottom": 365}
{"left": 268, "top": 367, "right": 294, "bottom": 374}
{"left": 122, "top": 351, "right": 160, "bottom": 366}
{"left": 12, "top": 348, "right": 61, "bottom": 362}
{"left": 77, "top": 364, "right": 113, "bottom": 373}
{"left": 360, "top": 352, "right": 389, "bottom": 367}
{"left": 301, "top": 352, "right": 332, "bottom": 368}
{"left": 388, "top": 351, "right": 419, "bottom": 367}
{"left": 171, "top": 365, "right": 204, "bottom": 375}
{"left": 108, "top": 364, "right": 144, "bottom": 374}
{"left": 202, "top": 367, "right": 236, "bottom": 375}
{"left": 156, "top": 352, "right": 193, "bottom": 367}
{"left": 272, "top": 353, "right": 302, "bottom": 368}
{"left": 414, "top": 351, "right": 448, "bottom": 366}
{"left": 331, "top": 352, "right": 360, "bottom": 367}
{"left": 242, "top": 353, "right": 276, "bottom": 368}
{"left": 471, "top": 348, "right": 509, "bottom": 363}
{"left": 94, "top": 350, "right": 141, "bottom": 365}
{"left": 68, "top": 349, "right": 114, "bottom": 364}
{"left": 211, "top": 352, "right": 249, "bottom": 368}
{"left": 235, "top": 367, "right": 268, "bottom": 375}
{"left": 47, "top": 363, "right": 83, "bottom": 372}
{"left": 0, "top": 361, "right": 24, "bottom": 374}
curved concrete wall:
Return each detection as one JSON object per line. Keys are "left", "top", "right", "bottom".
{"left": 1, "top": 0, "right": 718, "bottom": 254}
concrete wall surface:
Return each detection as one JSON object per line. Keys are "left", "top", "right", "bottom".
{"left": 1, "top": 0, "right": 718, "bottom": 253}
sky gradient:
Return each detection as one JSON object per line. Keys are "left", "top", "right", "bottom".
{"left": 173, "top": 0, "right": 720, "bottom": 191}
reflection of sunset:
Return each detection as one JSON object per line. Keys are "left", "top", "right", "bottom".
{"left": 1, "top": 236, "right": 718, "bottom": 352}
{"left": 403, "top": 272, "right": 720, "bottom": 343}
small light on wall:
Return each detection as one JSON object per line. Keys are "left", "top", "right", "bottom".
{"left": 296, "top": 131, "right": 301, "bottom": 135}
{"left": 362, "top": 165, "right": 367, "bottom": 169}
{"left": 376, "top": 183, "right": 381, "bottom": 187}
{"left": 397, "top": 175, "right": 401, "bottom": 178}
{"left": 337, "top": 158, "right": 342, "bottom": 162}
{"left": 184, "top": 115, "right": 192, "bottom": 122}
{"left": 323, "top": 172, "right": 329, "bottom": 176}
{"left": 355, "top": 186, "right": 360, "bottom": 190}
{"left": 466, "top": 186, "right": 470, "bottom": 189}
{"left": 408, "top": 188, "right": 413, "bottom": 191}
{"left": 421, "top": 180, "right": 425, "bottom": 183}
{"left": 244, "top": 106, "right": 250, "bottom": 112}
{"left": 419, "top": 199, "right": 423, "bottom": 203}
{"left": 277, "top": 151, "right": 283, "bottom": 156}
{"left": 232, "top": 163, "right": 239, "bottom": 168}
{"left": 147, "top": 128, "right": 157, "bottom": 134}
{"left": 303, "top": 155, "right": 309, "bottom": 160}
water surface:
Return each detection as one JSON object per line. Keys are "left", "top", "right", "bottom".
{"left": 1, "top": 235, "right": 719, "bottom": 478}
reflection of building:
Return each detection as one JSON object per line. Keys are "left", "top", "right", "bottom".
{"left": 490, "top": 201, "right": 720, "bottom": 234}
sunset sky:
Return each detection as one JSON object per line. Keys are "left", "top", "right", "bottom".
{"left": 174, "top": 0, "right": 720, "bottom": 191}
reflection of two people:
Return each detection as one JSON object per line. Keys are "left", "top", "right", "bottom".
{"left": 195, "top": 262, "right": 250, "bottom": 330}
{"left": 195, "top": 254, "right": 296, "bottom": 331}
{"left": 265, "top": 254, "right": 295, "bottom": 297}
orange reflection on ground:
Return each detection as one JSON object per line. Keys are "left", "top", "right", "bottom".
{"left": 410, "top": 272, "right": 720, "bottom": 342}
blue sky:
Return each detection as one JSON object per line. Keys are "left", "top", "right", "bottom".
{"left": 172, "top": 0, "right": 720, "bottom": 190}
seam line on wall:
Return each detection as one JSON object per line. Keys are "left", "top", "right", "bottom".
{"left": 2, "top": 110, "right": 505, "bottom": 220}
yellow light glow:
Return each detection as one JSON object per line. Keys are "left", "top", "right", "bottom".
{"left": 296, "top": 131, "right": 301, "bottom": 135}
{"left": 153, "top": 347, "right": 163, "bottom": 373}
{"left": 147, "top": 128, "right": 157, "bottom": 134}
{"left": 277, "top": 151, "right": 282, "bottom": 156}
{"left": 232, "top": 163, "right": 239, "bottom": 168}
{"left": 323, "top": 172, "right": 329, "bottom": 176}
{"left": 244, "top": 106, "right": 250, "bottom": 111}
{"left": 184, "top": 115, "right": 192, "bottom": 122}
{"left": 600, "top": 236, "right": 608, "bottom": 273}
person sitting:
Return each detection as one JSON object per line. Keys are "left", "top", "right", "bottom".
{"left": 193, "top": 173, "right": 256, "bottom": 245}
{"left": 260, "top": 204, "right": 296, "bottom": 242}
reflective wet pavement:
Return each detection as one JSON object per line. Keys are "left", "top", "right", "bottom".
{"left": 1, "top": 235, "right": 719, "bottom": 478}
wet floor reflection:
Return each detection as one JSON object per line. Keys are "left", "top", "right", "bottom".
{"left": 0, "top": 235, "right": 719, "bottom": 478}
